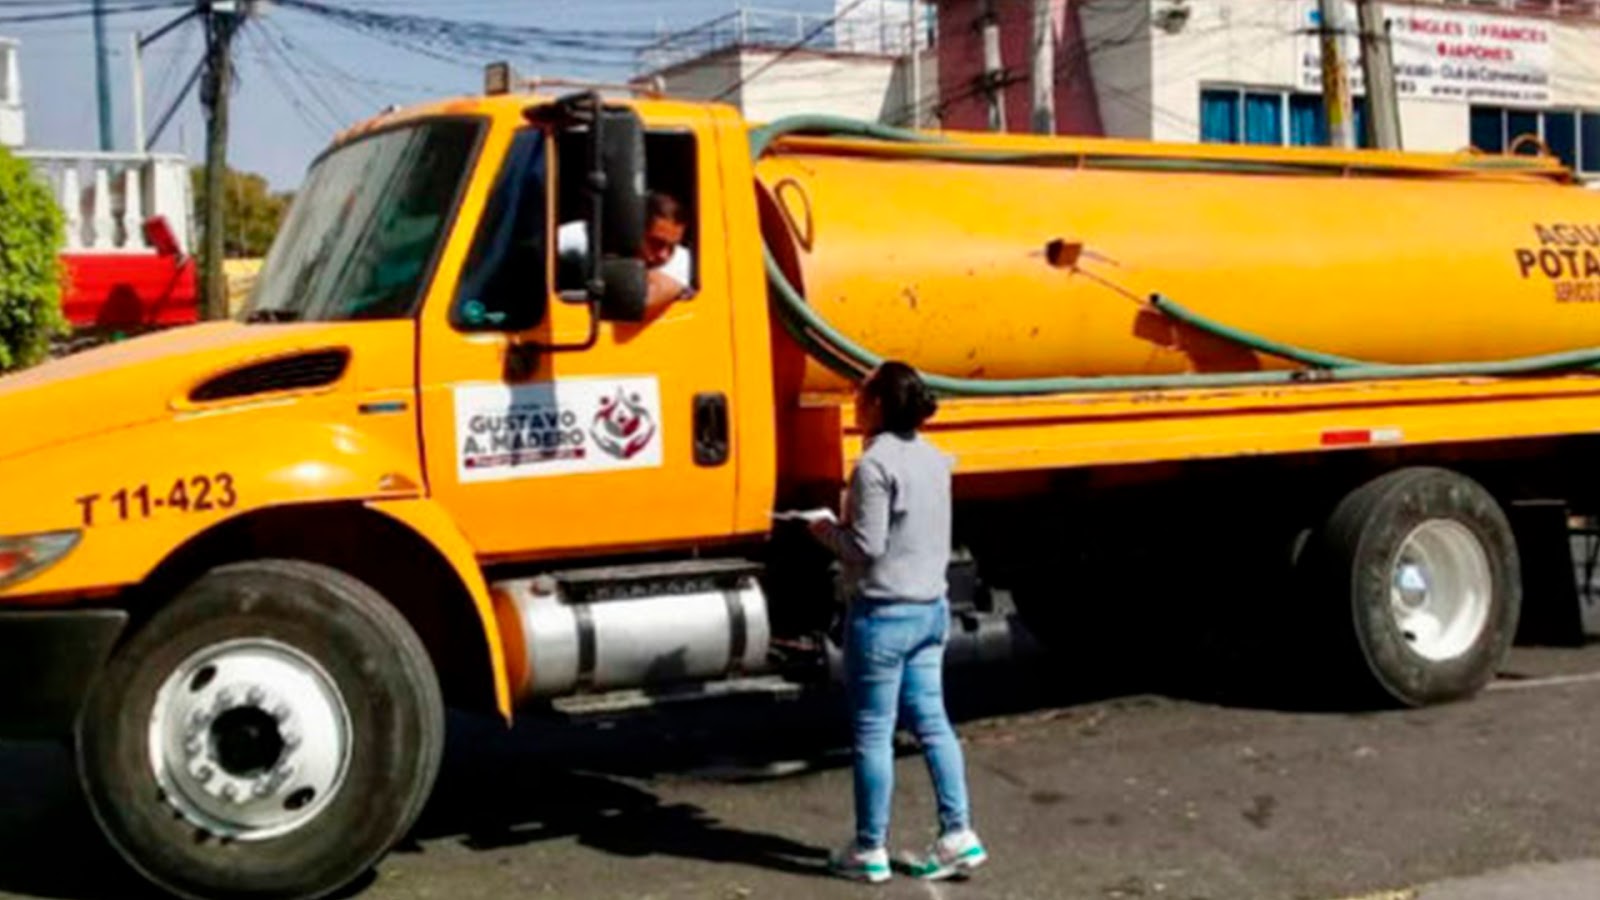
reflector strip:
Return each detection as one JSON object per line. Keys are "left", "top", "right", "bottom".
{"left": 1321, "top": 427, "right": 1404, "bottom": 447}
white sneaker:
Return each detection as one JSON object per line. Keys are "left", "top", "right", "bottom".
{"left": 900, "top": 828, "right": 988, "bottom": 881}
{"left": 829, "top": 841, "right": 892, "bottom": 883}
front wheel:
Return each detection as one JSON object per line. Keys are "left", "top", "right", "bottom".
{"left": 1306, "top": 467, "right": 1521, "bottom": 707}
{"left": 77, "top": 560, "right": 444, "bottom": 900}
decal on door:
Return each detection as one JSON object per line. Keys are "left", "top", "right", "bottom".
{"left": 454, "top": 376, "right": 663, "bottom": 483}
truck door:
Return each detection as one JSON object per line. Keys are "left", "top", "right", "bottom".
{"left": 417, "top": 111, "right": 740, "bottom": 559}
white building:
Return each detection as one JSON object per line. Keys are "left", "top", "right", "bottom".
{"left": 1049, "top": 0, "right": 1600, "bottom": 182}
{"left": 637, "top": 4, "right": 938, "bottom": 126}
{"left": 0, "top": 39, "right": 24, "bottom": 149}
{"left": 645, "top": 2, "right": 1600, "bottom": 183}
{"left": 0, "top": 36, "right": 193, "bottom": 252}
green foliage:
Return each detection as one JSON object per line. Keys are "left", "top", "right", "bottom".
{"left": 191, "top": 167, "right": 294, "bottom": 260}
{"left": 0, "top": 147, "right": 64, "bottom": 373}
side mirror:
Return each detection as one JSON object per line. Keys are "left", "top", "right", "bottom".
{"left": 597, "top": 258, "right": 647, "bottom": 323}
{"left": 594, "top": 106, "right": 646, "bottom": 261}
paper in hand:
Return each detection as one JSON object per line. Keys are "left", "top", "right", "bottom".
{"left": 771, "top": 508, "right": 838, "bottom": 525}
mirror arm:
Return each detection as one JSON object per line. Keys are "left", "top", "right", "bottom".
{"left": 507, "top": 300, "right": 601, "bottom": 374}
{"left": 509, "top": 91, "right": 609, "bottom": 362}
{"left": 582, "top": 91, "right": 609, "bottom": 306}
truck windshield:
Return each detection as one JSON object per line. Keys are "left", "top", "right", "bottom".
{"left": 244, "top": 119, "right": 483, "bottom": 323}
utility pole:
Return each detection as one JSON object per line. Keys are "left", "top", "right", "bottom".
{"left": 130, "top": 32, "right": 147, "bottom": 156}
{"left": 201, "top": 1, "right": 242, "bottom": 321}
{"left": 1317, "top": 0, "right": 1355, "bottom": 149}
{"left": 907, "top": 0, "right": 921, "bottom": 128}
{"left": 92, "top": 0, "right": 113, "bottom": 150}
{"left": 1030, "top": 0, "right": 1055, "bottom": 134}
{"left": 978, "top": 0, "right": 1005, "bottom": 132}
{"left": 1356, "top": 0, "right": 1402, "bottom": 149}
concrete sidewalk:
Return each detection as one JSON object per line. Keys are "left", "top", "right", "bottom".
{"left": 1349, "top": 860, "right": 1600, "bottom": 900}
{"left": 1416, "top": 860, "right": 1600, "bottom": 899}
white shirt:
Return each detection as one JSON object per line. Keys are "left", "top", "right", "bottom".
{"left": 557, "top": 221, "right": 692, "bottom": 290}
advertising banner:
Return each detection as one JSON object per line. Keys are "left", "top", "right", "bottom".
{"left": 1298, "top": 3, "right": 1552, "bottom": 106}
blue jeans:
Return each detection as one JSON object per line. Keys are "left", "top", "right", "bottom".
{"left": 845, "top": 597, "right": 971, "bottom": 850}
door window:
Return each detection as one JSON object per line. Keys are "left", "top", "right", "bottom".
{"left": 453, "top": 129, "right": 549, "bottom": 332}
{"left": 554, "top": 131, "right": 700, "bottom": 299}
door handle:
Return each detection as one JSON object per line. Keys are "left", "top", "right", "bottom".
{"left": 693, "top": 392, "right": 729, "bottom": 467}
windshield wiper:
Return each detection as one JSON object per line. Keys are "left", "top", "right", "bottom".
{"left": 245, "top": 308, "right": 302, "bottom": 323}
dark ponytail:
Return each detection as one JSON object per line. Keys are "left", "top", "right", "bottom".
{"left": 864, "top": 361, "right": 938, "bottom": 435}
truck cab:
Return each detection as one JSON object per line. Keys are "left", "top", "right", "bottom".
{"left": 0, "top": 88, "right": 793, "bottom": 900}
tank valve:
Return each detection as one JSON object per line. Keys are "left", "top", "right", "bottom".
{"left": 1045, "top": 239, "right": 1084, "bottom": 270}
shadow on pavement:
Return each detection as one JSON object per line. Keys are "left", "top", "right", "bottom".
{"left": 0, "top": 661, "right": 1084, "bottom": 900}
{"left": 0, "top": 741, "right": 156, "bottom": 900}
{"left": 406, "top": 660, "right": 1096, "bottom": 881}
{"left": 0, "top": 627, "right": 1427, "bottom": 900}
{"left": 414, "top": 759, "right": 830, "bottom": 878}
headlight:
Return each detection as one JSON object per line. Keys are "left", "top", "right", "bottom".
{"left": 0, "top": 531, "right": 82, "bottom": 590}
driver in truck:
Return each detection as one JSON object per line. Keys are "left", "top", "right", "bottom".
{"left": 558, "top": 190, "right": 694, "bottom": 316}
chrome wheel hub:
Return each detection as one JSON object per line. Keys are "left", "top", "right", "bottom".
{"left": 148, "top": 639, "right": 351, "bottom": 841}
{"left": 1388, "top": 519, "right": 1492, "bottom": 662}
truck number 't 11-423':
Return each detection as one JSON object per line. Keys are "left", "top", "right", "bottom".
{"left": 76, "top": 475, "right": 237, "bottom": 526}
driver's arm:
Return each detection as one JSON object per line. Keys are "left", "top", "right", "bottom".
{"left": 645, "top": 270, "right": 687, "bottom": 313}
{"left": 643, "top": 245, "right": 694, "bottom": 315}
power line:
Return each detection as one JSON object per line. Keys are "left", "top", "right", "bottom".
{"left": 0, "top": 0, "right": 184, "bottom": 23}
{"left": 265, "top": 17, "right": 387, "bottom": 110}
{"left": 254, "top": 17, "right": 354, "bottom": 126}
{"left": 273, "top": 4, "right": 480, "bottom": 71}
{"left": 267, "top": 0, "right": 654, "bottom": 66}
{"left": 148, "top": 11, "right": 194, "bottom": 113}
{"left": 244, "top": 20, "right": 337, "bottom": 136}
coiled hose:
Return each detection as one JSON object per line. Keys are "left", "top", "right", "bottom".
{"left": 750, "top": 114, "right": 1600, "bottom": 396}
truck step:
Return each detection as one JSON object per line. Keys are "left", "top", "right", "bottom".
{"left": 550, "top": 674, "right": 804, "bottom": 717}
{"left": 538, "top": 558, "right": 763, "bottom": 602}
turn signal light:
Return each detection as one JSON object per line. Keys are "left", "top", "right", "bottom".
{"left": 0, "top": 531, "right": 82, "bottom": 590}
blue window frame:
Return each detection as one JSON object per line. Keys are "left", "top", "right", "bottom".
{"left": 1545, "top": 111, "right": 1577, "bottom": 170}
{"left": 1352, "top": 97, "right": 1373, "bottom": 149}
{"left": 1206, "top": 86, "right": 1375, "bottom": 149}
{"left": 1243, "top": 93, "right": 1283, "bottom": 145}
{"left": 1470, "top": 106, "right": 1504, "bottom": 153}
{"left": 1507, "top": 109, "right": 1541, "bottom": 154}
{"left": 1584, "top": 114, "right": 1600, "bottom": 174}
{"left": 1473, "top": 106, "right": 1600, "bottom": 174}
{"left": 1289, "top": 94, "right": 1324, "bottom": 147}
{"left": 1201, "top": 89, "right": 1240, "bottom": 144}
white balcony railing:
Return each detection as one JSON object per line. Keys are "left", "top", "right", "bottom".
{"left": 1443, "top": 0, "right": 1600, "bottom": 17}
{"left": 18, "top": 152, "right": 191, "bottom": 254}
{"left": 637, "top": 4, "right": 924, "bottom": 74}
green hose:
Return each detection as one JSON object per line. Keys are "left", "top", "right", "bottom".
{"left": 751, "top": 114, "right": 1600, "bottom": 396}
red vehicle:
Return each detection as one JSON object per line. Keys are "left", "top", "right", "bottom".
{"left": 16, "top": 150, "right": 200, "bottom": 338}
{"left": 60, "top": 214, "right": 197, "bottom": 334}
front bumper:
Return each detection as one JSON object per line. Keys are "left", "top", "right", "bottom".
{"left": 0, "top": 609, "right": 126, "bottom": 739}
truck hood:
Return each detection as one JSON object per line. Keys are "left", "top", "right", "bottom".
{"left": 0, "top": 323, "right": 363, "bottom": 463}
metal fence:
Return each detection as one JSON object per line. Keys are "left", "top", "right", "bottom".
{"left": 1444, "top": 0, "right": 1600, "bottom": 16}
{"left": 636, "top": 4, "right": 917, "bottom": 74}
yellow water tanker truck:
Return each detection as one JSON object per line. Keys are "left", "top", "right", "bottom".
{"left": 2, "top": 80, "right": 1600, "bottom": 899}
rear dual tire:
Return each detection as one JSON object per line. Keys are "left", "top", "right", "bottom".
{"left": 1009, "top": 466, "right": 1519, "bottom": 708}
{"left": 1306, "top": 467, "right": 1520, "bottom": 707}
{"left": 77, "top": 560, "right": 444, "bottom": 900}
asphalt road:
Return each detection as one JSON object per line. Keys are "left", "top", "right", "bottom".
{"left": 6, "top": 644, "right": 1600, "bottom": 900}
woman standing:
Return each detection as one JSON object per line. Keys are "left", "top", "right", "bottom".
{"left": 809, "top": 362, "right": 987, "bottom": 883}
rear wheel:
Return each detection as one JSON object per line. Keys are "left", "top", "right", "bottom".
{"left": 77, "top": 560, "right": 444, "bottom": 900}
{"left": 1306, "top": 467, "right": 1520, "bottom": 706}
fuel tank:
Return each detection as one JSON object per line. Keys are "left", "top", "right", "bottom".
{"left": 753, "top": 136, "right": 1600, "bottom": 391}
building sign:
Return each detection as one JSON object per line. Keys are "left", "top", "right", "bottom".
{"left": 1299, "top": 3, "right": 1552, "bottom": 106}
